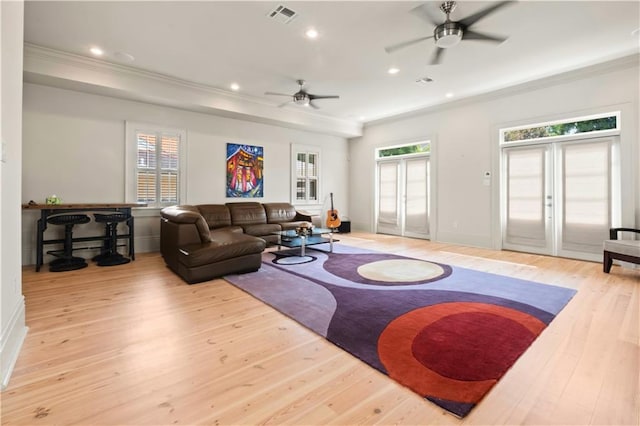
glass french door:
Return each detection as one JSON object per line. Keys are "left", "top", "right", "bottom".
{"left": 502, "top": 137, "right": 616, "bottom": 261}
{"left": 376, "top": 156, "right": 430, "bottom": 238}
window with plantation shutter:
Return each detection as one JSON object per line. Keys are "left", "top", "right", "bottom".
{"left": 291, "top": 144, "right": 320, "bottom": 205}
{"left": 126, "top": 122, "right": 186, "bottom": 208}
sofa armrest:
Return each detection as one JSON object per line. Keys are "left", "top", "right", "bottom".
{"left": 160, "top": 205, "right": 212, "bottom": 243}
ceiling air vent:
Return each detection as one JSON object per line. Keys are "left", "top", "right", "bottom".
{"left": 268, "top": 5, "right": 298, "bottom": 24}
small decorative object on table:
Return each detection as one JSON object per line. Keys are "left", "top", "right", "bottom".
{"left": 46, "top": 194, "right": 62, "bottom": 205}
{"left": 295, "top": 223, "right": 313, "bottom": 237}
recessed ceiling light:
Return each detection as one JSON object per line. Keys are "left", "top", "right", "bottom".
{"left": 305, "top": 28, "right": 319, "bottom": 39}
{"left": 445, "top": 92, "right": 454, "bottom": 98}
{"left": 89, "top": 47, "right": 104, "bottom": 56}
{"left": 388, "top": 67, "right": 400, "bottom": 75}
{"left": 230, "top": 83, "right": 240, "bottom": 91}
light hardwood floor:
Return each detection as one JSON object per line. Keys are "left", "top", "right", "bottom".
{"left": 2, "top": 233, "right": 639, "bottom": 425}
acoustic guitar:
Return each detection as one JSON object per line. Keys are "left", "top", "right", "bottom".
{"left": 326, "top": 192, "right": 341, "bottom": 229}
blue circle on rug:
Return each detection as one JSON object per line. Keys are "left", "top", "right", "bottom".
{"left": 323, "top": 253, "right": 452, "bottom": 286}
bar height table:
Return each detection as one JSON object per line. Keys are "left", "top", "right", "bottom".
{"left": 22, "top": 203, "right": 147, "bottom": 272}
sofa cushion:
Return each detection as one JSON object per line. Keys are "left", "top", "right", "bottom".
{"left": 263, "top": 203, "right": 297, "bottom": 223}
{"left": 178, "top": 233, "right": 265, "bottom": 268}
{"left": 243, "top": 223, "right": 282, "bottom": 237}
{"left": 604, "top": 239, "right": 640, "bottom": 257}
{"left": 197, "top": 204, "right": 232, "bottom": 229}
{"left": 211, "top": 226, "right": 244, "bottom": 236}
{"left": 226, "top": 202, "right": 266, "bottom": 226}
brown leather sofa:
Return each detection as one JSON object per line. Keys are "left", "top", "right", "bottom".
{"left": 160, "top": 202, "right": 314, "bottom": 283}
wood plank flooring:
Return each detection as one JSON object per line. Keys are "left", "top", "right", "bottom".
{"left": 2, "top": 233, "right": 639, "bottom": 425}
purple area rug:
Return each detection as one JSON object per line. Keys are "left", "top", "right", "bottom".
{"left": 224, "top": 244, "right": 576, "bottom": 418}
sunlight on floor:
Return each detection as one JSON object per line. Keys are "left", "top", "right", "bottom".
{"left": 439, "top": 251, "right": 539, "bottom": 268}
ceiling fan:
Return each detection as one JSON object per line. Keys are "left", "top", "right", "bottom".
{"left": 265, "top": 80, "right": 339, "bottom": 109}
{"left": 385, "top": 1, "right": 513, "bottom": 65}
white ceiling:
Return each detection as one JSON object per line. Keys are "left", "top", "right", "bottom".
{"left": 23, "top": 1, "right": 640, "bottom": 124}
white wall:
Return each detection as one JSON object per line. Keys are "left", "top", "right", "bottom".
{"left": 349, "top": 58, "right": 639, "bottom": 249}
{"left": 1, "top": 0, "right": 28, "bottom": 389}
{"left": 22, "top": 83, "right": 349, "bottom": 264}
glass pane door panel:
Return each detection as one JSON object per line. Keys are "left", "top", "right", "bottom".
{"left": 561, "top": 140, "right": 610, "bottom": 253}
{"left": 405, "top": 158, "right": 429, "bottom": 235}
{"left": 504, "top": 146, "right": 549, "bottom": 249}
{"left": 377, "top": 161, "right": 399, "bottom": 229}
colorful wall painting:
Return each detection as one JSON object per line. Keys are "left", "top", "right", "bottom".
{"left": 226, "top": 143, "right": 264, "bottom": 198}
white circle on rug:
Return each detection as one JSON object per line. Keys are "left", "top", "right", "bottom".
{"left": 357, "top": 259, "right": 445, "bottom": 282}
{"left": 274, "top": 255, "right": 315, "bottom": 265}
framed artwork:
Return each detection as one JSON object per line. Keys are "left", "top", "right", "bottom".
{"left": 226, "top": 143, "right": 264, "bottom": 198}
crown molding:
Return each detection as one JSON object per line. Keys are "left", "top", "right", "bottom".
{"left": 23, "top": 43, "right": 362, "bottom": 138}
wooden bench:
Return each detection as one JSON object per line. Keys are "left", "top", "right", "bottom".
{"left": 603, "top": 228, "right": 640, "bottom": 273}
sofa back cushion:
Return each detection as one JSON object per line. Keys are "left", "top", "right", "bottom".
{"left": 226, "top": 202, "right": 266, "bottom": 225}
{"left": 197, "top": 204, "right": 232, "bottom": 229}
{"left": 263, "top": 203, "right": 297, "bottom": 223}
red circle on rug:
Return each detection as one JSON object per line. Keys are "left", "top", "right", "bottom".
{"left": 411, "top": 312, "right": 537, "bottom": 381}
{"left": 378, "top": 302, "right": 546, "bottom": 403}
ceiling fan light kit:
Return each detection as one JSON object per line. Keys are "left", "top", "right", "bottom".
{"left": 434, "top": 22, "right": 463, "bottom": 48}
{"left": 293, "top": 92, "right": 310, "bottom": 106}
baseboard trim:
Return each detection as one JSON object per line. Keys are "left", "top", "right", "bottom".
{"left": 135, "top": 235, "right": 160, "bottom": 254}
{"left": 1, "top": 297, "right": 28, "bottom": 390}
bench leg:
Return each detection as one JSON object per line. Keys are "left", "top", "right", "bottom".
{"left": 603, "top": 251, "right": 613, "bottom": 273}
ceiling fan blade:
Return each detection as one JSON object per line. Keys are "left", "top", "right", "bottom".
{"left": 277, "top": 100, "right": 292, "bottom": 108}
{"left": 459, "top": 1, "right": 514, "bottom": 28}
{"left": 308, "top": 94, "right": 340, "bottom": 100}
{"left": 265, "top": 91, "right": 292, "bottom": 97}
{"left": 385, "top": 35, "right": 434, "bottom": 54}
{"left": 409, "top": 3, "right": 440, "bottom": 26}
{"left": 429, "top": 47, "right": 445, "bottom": 65}
{"left": 463, "top": 30, "right": 508, "bottom": 43}
{"left": 309, "top": 101, "right": 320, "bottom": 109}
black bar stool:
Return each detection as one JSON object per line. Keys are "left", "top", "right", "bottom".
{"left": 47, "top": 214, "right": 91, "bottom": 272}
{"left": 93, "top": 213, "right": 131, "bottom": 266}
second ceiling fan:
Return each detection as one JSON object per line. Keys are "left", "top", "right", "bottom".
{"left": 385, "top": 1, "right": 514, "bottom": 65}
{"left": 265, "top": 80, "right": 339, "bottom": 109}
